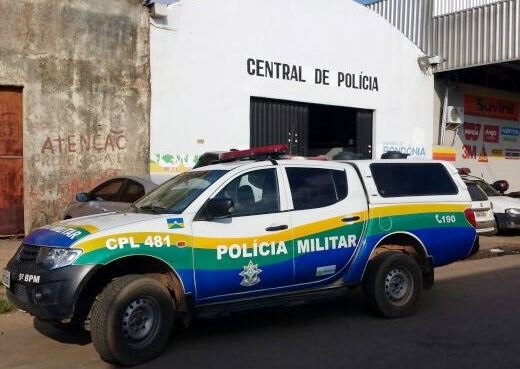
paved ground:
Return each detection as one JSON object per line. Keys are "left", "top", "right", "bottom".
{"left": 0, "top": 236, "right": 519, "bottom": 369}
{"left": 0, "top": 255, "right": 518, "bottom": 369}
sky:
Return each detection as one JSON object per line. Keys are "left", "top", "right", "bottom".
{"left": 152, "top": 0, "right": 381, "bottom": 4}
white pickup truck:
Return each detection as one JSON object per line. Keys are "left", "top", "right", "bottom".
{"left": 4, "top": 145, "right": 478, "bottom": 366}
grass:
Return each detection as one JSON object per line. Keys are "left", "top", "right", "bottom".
{"left": 0, "top": 293, "right": 14, "bottom": 314}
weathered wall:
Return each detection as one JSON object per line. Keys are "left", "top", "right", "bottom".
{"left": 0, "top": 0, "right": 150, "bottom": 231}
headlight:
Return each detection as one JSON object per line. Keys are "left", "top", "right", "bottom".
{"left": 505, "top": 208, "right": 520, "bottom": 215}
{"left": 36, "top": 248, "right": 82, "bottom": 270}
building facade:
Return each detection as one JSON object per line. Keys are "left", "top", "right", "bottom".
{"left": 368, "top": 0, "right": 520, "bottom": 188}
{"left": 149, "top": 0, "right": 435, "bottom": 183}
{"left": 0, "top": 0, "right": 151, "bottom": 234}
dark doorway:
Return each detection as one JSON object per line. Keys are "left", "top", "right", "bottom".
{"left": 250, "top": 97, "right": 372, "bottom": 158}
{"left": 0, "top": 87, "right": 24, "bottom": 236}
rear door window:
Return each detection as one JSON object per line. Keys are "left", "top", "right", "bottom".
{"left": 285, "top": 167, "right": 347, "bottom": 210}
{"left": 370, "top": 163, "right": 458, "bottom": 197}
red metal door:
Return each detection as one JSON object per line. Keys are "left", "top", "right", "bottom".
{"left": 0, "top": 87, "right": 24, "bottom": 236}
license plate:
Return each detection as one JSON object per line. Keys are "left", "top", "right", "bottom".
{"left": 475, "top": 211, "right": 487, "bottom": 218}
{"left": 1, "top": 269, "right": 10, "bottom": 289}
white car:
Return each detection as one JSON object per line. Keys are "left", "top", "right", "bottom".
{"left": 464, "top": 181, "right": 496, "bottom": 235}
{"left": 462, "top": 174, "right": 520, "bottom": 233}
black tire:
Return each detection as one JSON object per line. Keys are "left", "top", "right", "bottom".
{"left": 493, "top": 216, "right": 501, "bottom": 235}
{"left": 487, "top": 219, "right": 498, "bottom": 236}
{"left": 363, "top": 252, "right": 423, "bottom": 318}
{"left": 90, "top": 275, "right": 175, "bottom": 366}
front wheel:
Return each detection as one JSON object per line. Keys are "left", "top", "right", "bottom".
{"left": 90, "top": 275, "right": 175, "bottom": 366}
{"left": 363, "top": 252, "right": 422, "bottom": 318}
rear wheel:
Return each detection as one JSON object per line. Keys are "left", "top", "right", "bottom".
{"left": 90, "top": 275, "right": 175, "bottom": 366}
{"left": 363, "top": 252, "right": 422, "bottom": 318}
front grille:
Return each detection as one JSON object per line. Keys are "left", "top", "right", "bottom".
{"left": 17, "top": 244, "right": 40, "bottom": 267}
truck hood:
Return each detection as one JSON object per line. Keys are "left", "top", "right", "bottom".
{"left": 488, "top": 195, "right": 520, "bottom": 213}
{"left": 23, "top": 212, "right": 165, "bottom": 248}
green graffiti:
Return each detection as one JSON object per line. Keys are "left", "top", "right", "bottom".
{"left": 161, "top": 154, "right": 175, "bottom": 164}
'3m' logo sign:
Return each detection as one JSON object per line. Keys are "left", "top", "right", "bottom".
{"left": 464, "top": 122, "right": 481, "bottom": 141}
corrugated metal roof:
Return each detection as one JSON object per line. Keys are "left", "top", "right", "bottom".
{"left": 368, "top": 0, "right": 520, "bottom": 72}
{"left": 433, "top": 0, "right": 504, "bottom": 16}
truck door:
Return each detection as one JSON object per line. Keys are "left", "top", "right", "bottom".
{"left": 282, "top": 164, "right": 368, "bottom": 285}
{"left": 192, "top": 166, "right": 294, "bottom": 302}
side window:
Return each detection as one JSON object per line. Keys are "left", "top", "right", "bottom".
{"left": 286, "top": 167, "right": 347, "bottom": 210}
{"left": 89, "top": 179, "right": 125, "bottom": 201}
{"left": 120, "top": 180, "right": 146, "bottom": 203}
{"left": 370, "top": 163, "right": 458, "bottom": 197}
{"left": 214, "top": 169, "right": 280, "bottom": 216}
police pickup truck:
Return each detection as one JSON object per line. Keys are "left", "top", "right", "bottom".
{"left": 3, "top": 145, "right": 478, "bottom": 366}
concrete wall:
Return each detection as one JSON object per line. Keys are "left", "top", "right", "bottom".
{"left": 0, "top": 0, "right": 150, "bottom": 231}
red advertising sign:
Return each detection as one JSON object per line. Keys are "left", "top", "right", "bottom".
{"left": 478, "top": 146, "right": 488, "bottom": 163}
{"left": 483, "top": 125, "right": 499, "bottom": 143}
{"left": 463, "top": 122, "right": 481, "bottom": 141}
{"left": 464, "top": 95, "right": 519, "bottom": 121}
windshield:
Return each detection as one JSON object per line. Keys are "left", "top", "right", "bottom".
{"left": 134, "top": 170, "right": 227, "bottom": 214}
{"left": 473, "top": 179, "right": 500, "bottom": 197}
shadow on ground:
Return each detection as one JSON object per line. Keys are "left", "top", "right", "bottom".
{"left": 33, "top": 318, "right": 91, "bottom": 345}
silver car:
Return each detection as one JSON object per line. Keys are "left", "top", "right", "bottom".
{"left": 63, "top": 176, "right": 158, "bottom": 219}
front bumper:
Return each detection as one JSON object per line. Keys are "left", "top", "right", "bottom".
{"left": 496, "top": 212, "right": 520, "bottom": 230}
{"left": 4, "top": 259, "right": 95, "bottom": 321}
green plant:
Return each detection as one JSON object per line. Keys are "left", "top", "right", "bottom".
{"left": 0, "top": 294, "right": 14, "bottom": 314}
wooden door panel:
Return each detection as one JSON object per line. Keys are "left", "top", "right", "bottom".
{"left": 0, "top": 87, "right": 23, "bottom": 235}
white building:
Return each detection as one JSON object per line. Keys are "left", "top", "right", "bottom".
{"left": 148, "top": 0, "right": 434, "bottom": 182}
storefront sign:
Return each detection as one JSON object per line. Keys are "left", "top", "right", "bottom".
{"left": 491, "top": 149, "right": 504, "bottom": 157}
{"left": 478, "top": 146, "right": 488, "bottom": 163}
{"left": 501, "top": 127, "right": 519, "bottom": 143}
{"left": 246, "top": 58, "right": 380, "bottom": 92}
{"left": 382, "top": 141, "right": 426, "bottom": 157}
{"left": 505, "top": 149, "right": 520, "bottom": 160}
{"left": 483, "top": 125, "right": 499, "bottom": 143}
{"left": 432, "top": 146, "right": 456, "bottom": 161}
{"left": 464, "top": 95, "right": 519, "bottom": 121}
{"left": 462, "top": 144, "right": 477, "bottom": 159}
{"left": 463, "top": 122, "right": 481, "bottom": 141}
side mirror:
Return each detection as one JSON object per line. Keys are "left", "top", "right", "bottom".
{"left": 492, "top": 180, "right": 509, "bottom": 194}
{"left": 76, "top": 192, "right": 89, "bottom": 202}
{"left": 206, "top": 198, "right": 234, "bottom": 219}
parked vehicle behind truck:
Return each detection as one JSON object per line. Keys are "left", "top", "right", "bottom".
{"left": 3, "top": 145, "right": 478, "bottom": 366}
{"left": 460, "top": 170, "right": 520, "bottom": 232}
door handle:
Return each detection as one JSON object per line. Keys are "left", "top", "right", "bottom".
{"left": 341, "top": 216, "right": 360, "bottom": 222}
{"left": 265, "top": 224, "right": 288, "bottom": 232}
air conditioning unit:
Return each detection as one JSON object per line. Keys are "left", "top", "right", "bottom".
{"left": 446, "top": 106, "right": 464, "bottom": 125}
{"left": 150, "top": 3, "right": 168, "bottom": 18}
